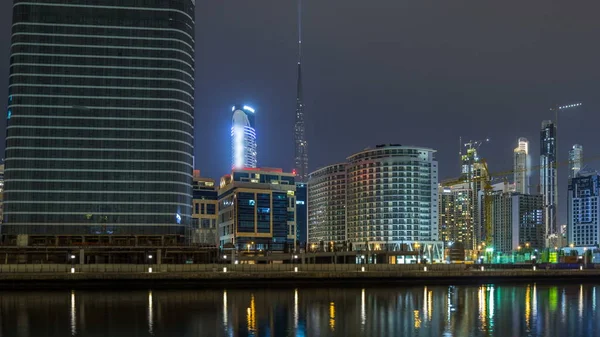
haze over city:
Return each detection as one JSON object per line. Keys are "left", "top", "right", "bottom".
{"left": 1, "top": 1, "right": 598, "bottom": 191}
{"left": 2, "top": 1, "right": 600, "bottom": 337}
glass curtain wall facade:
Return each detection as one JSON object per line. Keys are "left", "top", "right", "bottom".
{"left": 346, "top": 145, "right": 439, "bottom": 251}
{"left": 569, "top": 144, "right": 583, "bottom": 179}
{"left": 568, "top": 173, "right": 600, "bottom": 247}
{"left": 4, "top": 0, "right": 195, "bottom": 237}
{"left": 218, "top": 169, "right": 296, "bottom": 252}
{"left": 540, "top": 120, "right": 557, "bottom": 239}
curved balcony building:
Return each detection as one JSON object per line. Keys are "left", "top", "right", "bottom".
{"left": 346, "top": 145, "right": 439, "bottom": 254}
{"left": 307, "top": 163, "right": 346, "bottom": 249}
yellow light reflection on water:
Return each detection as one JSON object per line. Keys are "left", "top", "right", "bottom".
{"left": 478, "top": 286, "right": 487, "bottom": 329}
{"left": 329, "top": 302, "right": 336, "bottom": 331}
{"left": 525, "top": 285, "right": 531, "bottom": 330}
{"left": 294, "top": 289, "right": 299, "bottom": 329}
{"left": 427, "top": 289, "right": 433, "bottom": 322}
{"left": 148, "top": 290, "right": 153, "bottom": 335}
{"left": 360, "top": 289, "right": 366, "bottom": 328}
{"left": 247, "top": 294, "right": 256, "bottom": 334}
{"left": 579, "top": 284, "right": 584, "bottom": 318}
{"left": 414, "top": 310, "right": 421, "bottom": 329}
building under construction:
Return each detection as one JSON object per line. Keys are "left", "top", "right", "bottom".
{"left": 440, "top": 140, "right": 491, "bottom": 259}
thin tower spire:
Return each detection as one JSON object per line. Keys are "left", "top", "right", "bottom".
{"left": 294, "top": 0, "right": 308, "bottom": 182}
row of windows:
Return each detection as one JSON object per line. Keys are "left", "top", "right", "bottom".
{"left": 193, "top": 203, "right": 216, "bottom": 215}
{"left": 7, "top": 127, "right": 193, "bottom": 143}
{"left": 5, "top": 202, "right": 190, "bottom": 213}
{"left": 13, "top": 25, "right": 194, "bottom": 50}
{"left": 11, "top": 43, "right": 193, "bottom": 65}
{"left": 7, "top": 138, "right": 192, "bottom": 152}
{"left": 11, "top": 54, "right": 193, "bottom": 78}
{"left": 5, "top": 170, "right": 191, "bottom": 183}
{"left": 1, "top": 223, "right": 188, "bottom": 235}
{"left": 7, "top": 116, "right": 193, "bottom": 134}
{"left": 11, "top": 65, "right": 194, "bottom": 84}
{"left": 6, "top": 148, "right": 191, "bottom": 163}
{"left": 12, "top": 35, "right": 193, "bottom": 58}
{"left": 10, "top": 75, "right": 192, "bottom": 93}
{"left": 13, "top": 6, "right": 194, "bottom": 36}
{"left": 4, "top": 182, "right": 192, "bottom": 194}
{"left": 6, "top": 192, "right": 190, "bottom": 203}
{"left": 7, "top": 107, "right": 193, "bottom": 124}
{"left": 4, "top": 159, "right": 191, "bottom": 171}
{"left": 9, "top": 85, "right": 193, "bottom": 104}
{"left": 8, "top": 96, "right": 193, "bottom": 112}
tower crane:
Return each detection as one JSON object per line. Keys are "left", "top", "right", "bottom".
{"left": 442, "top": 153, "right": 600, "bottom": 249}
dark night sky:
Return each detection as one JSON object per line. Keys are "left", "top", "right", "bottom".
{"left": 0, "top": 1, "right": 599, "bottom": 224}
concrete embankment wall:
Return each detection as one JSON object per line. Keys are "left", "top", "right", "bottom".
{"left": 0, "top": 264, "right": 598, "bottom": 289}
{"left": 0, "top": 263, "right": 468, "bottom": 273}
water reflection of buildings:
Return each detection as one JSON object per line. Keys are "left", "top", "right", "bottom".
{"left": 0, "top": 285, "right": 599, "bottom": 336}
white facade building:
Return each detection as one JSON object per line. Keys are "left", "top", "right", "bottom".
{"left": 231, "top": 105, "right": 257, "bottom": 169}
{"left": 345, "top": 144, "right": 442, "bottom": 261}
{"left": 513, "top": 137, "right": 530, "bottom": 194}
{"left": 307, "top": 163, "right": 347, "bottom": 249}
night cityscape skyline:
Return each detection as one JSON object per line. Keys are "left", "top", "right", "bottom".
{"left": 1, "top": 3, "right": 600, "bottom": 336}
{"left": 1, "top": 1, "right": 599, "bottom": 238}
{"left": 0, "top": 1, "right": 598, "bottom": 185}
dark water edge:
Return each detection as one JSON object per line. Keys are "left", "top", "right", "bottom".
{"left": 0, "top": 274, "right": 596, "bottom": 290}
{"left": 1, "top": 283, "right": 599, "bottom": 337}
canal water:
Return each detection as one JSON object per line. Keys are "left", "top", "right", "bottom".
{"left": 0, "top": 283, "right": 598, "bottom": 336}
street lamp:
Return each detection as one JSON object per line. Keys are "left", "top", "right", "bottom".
{"left": 147, "top": 254, "right": 153, "bottom": 273}
{"left": 70, "top": 254, "right": 76, "bottom": 273}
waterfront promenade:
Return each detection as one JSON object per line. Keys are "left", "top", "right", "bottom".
{"left": 0, "top": 263, "right": 598, "bottom": 288}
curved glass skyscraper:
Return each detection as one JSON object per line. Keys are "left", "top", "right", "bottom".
{"left": 4, "top": 0, "right": 195, "bottom": 240}
{"left": 231, "top": 105, "right": 257, "bottom": 169}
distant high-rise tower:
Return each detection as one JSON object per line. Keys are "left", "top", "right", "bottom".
{"left": 569, "top": 144, "right": 583, "bottom": 178}
{"left": 294, "top": 0, "right": 309, "bottom": 182}
{"left": 231, "top": 105, "right": 257, "bottom": 169}
{"left": 513, "top": 137, "right": 530, "bottom": 194}
{"left": 540, "top": 120, "right": 557, "bottom": 240}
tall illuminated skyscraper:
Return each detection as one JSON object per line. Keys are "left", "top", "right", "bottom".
{"left": 231, "top": 105, "right": 257, "bottom": 169}
{"left": 540, "top": 120, "right": 557, "bottom": 241}
{"left": 294, "top": 0, "right": 309, "bottom": 182}
{"left": 3, "top": 0, "right": 195, "bottom": 243}
{"left": 569, "top": 144, "right": 583, "bottom": 178}
{"left": 513, "top": 137, "right": 530, "bottom": 194}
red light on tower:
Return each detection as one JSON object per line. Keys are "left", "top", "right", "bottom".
{"left": 292, "top": 169, "right": 297, "bottom": 176}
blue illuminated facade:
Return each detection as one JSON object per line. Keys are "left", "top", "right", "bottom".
{"left": 568, "top": 172, "right": 600, "bottom": 247}
{"left": 295, "top": 182, "right": 307, "bottom": 249}
{"left": 218, "top": 169, "right": 296, "bottom": 252}
{"left": 231, "top": 105, "right": 257, "bottom": 169}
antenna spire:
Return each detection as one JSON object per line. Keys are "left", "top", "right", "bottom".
{"left": 297, "top": 0, "right": 302, "bottom": 64}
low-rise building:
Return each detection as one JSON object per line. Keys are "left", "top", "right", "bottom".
{"left": 192, "top": 170, "right": 218, "bottom": 246}
{"left": 218, "top": 168, "right": 297, "bottom": 252}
